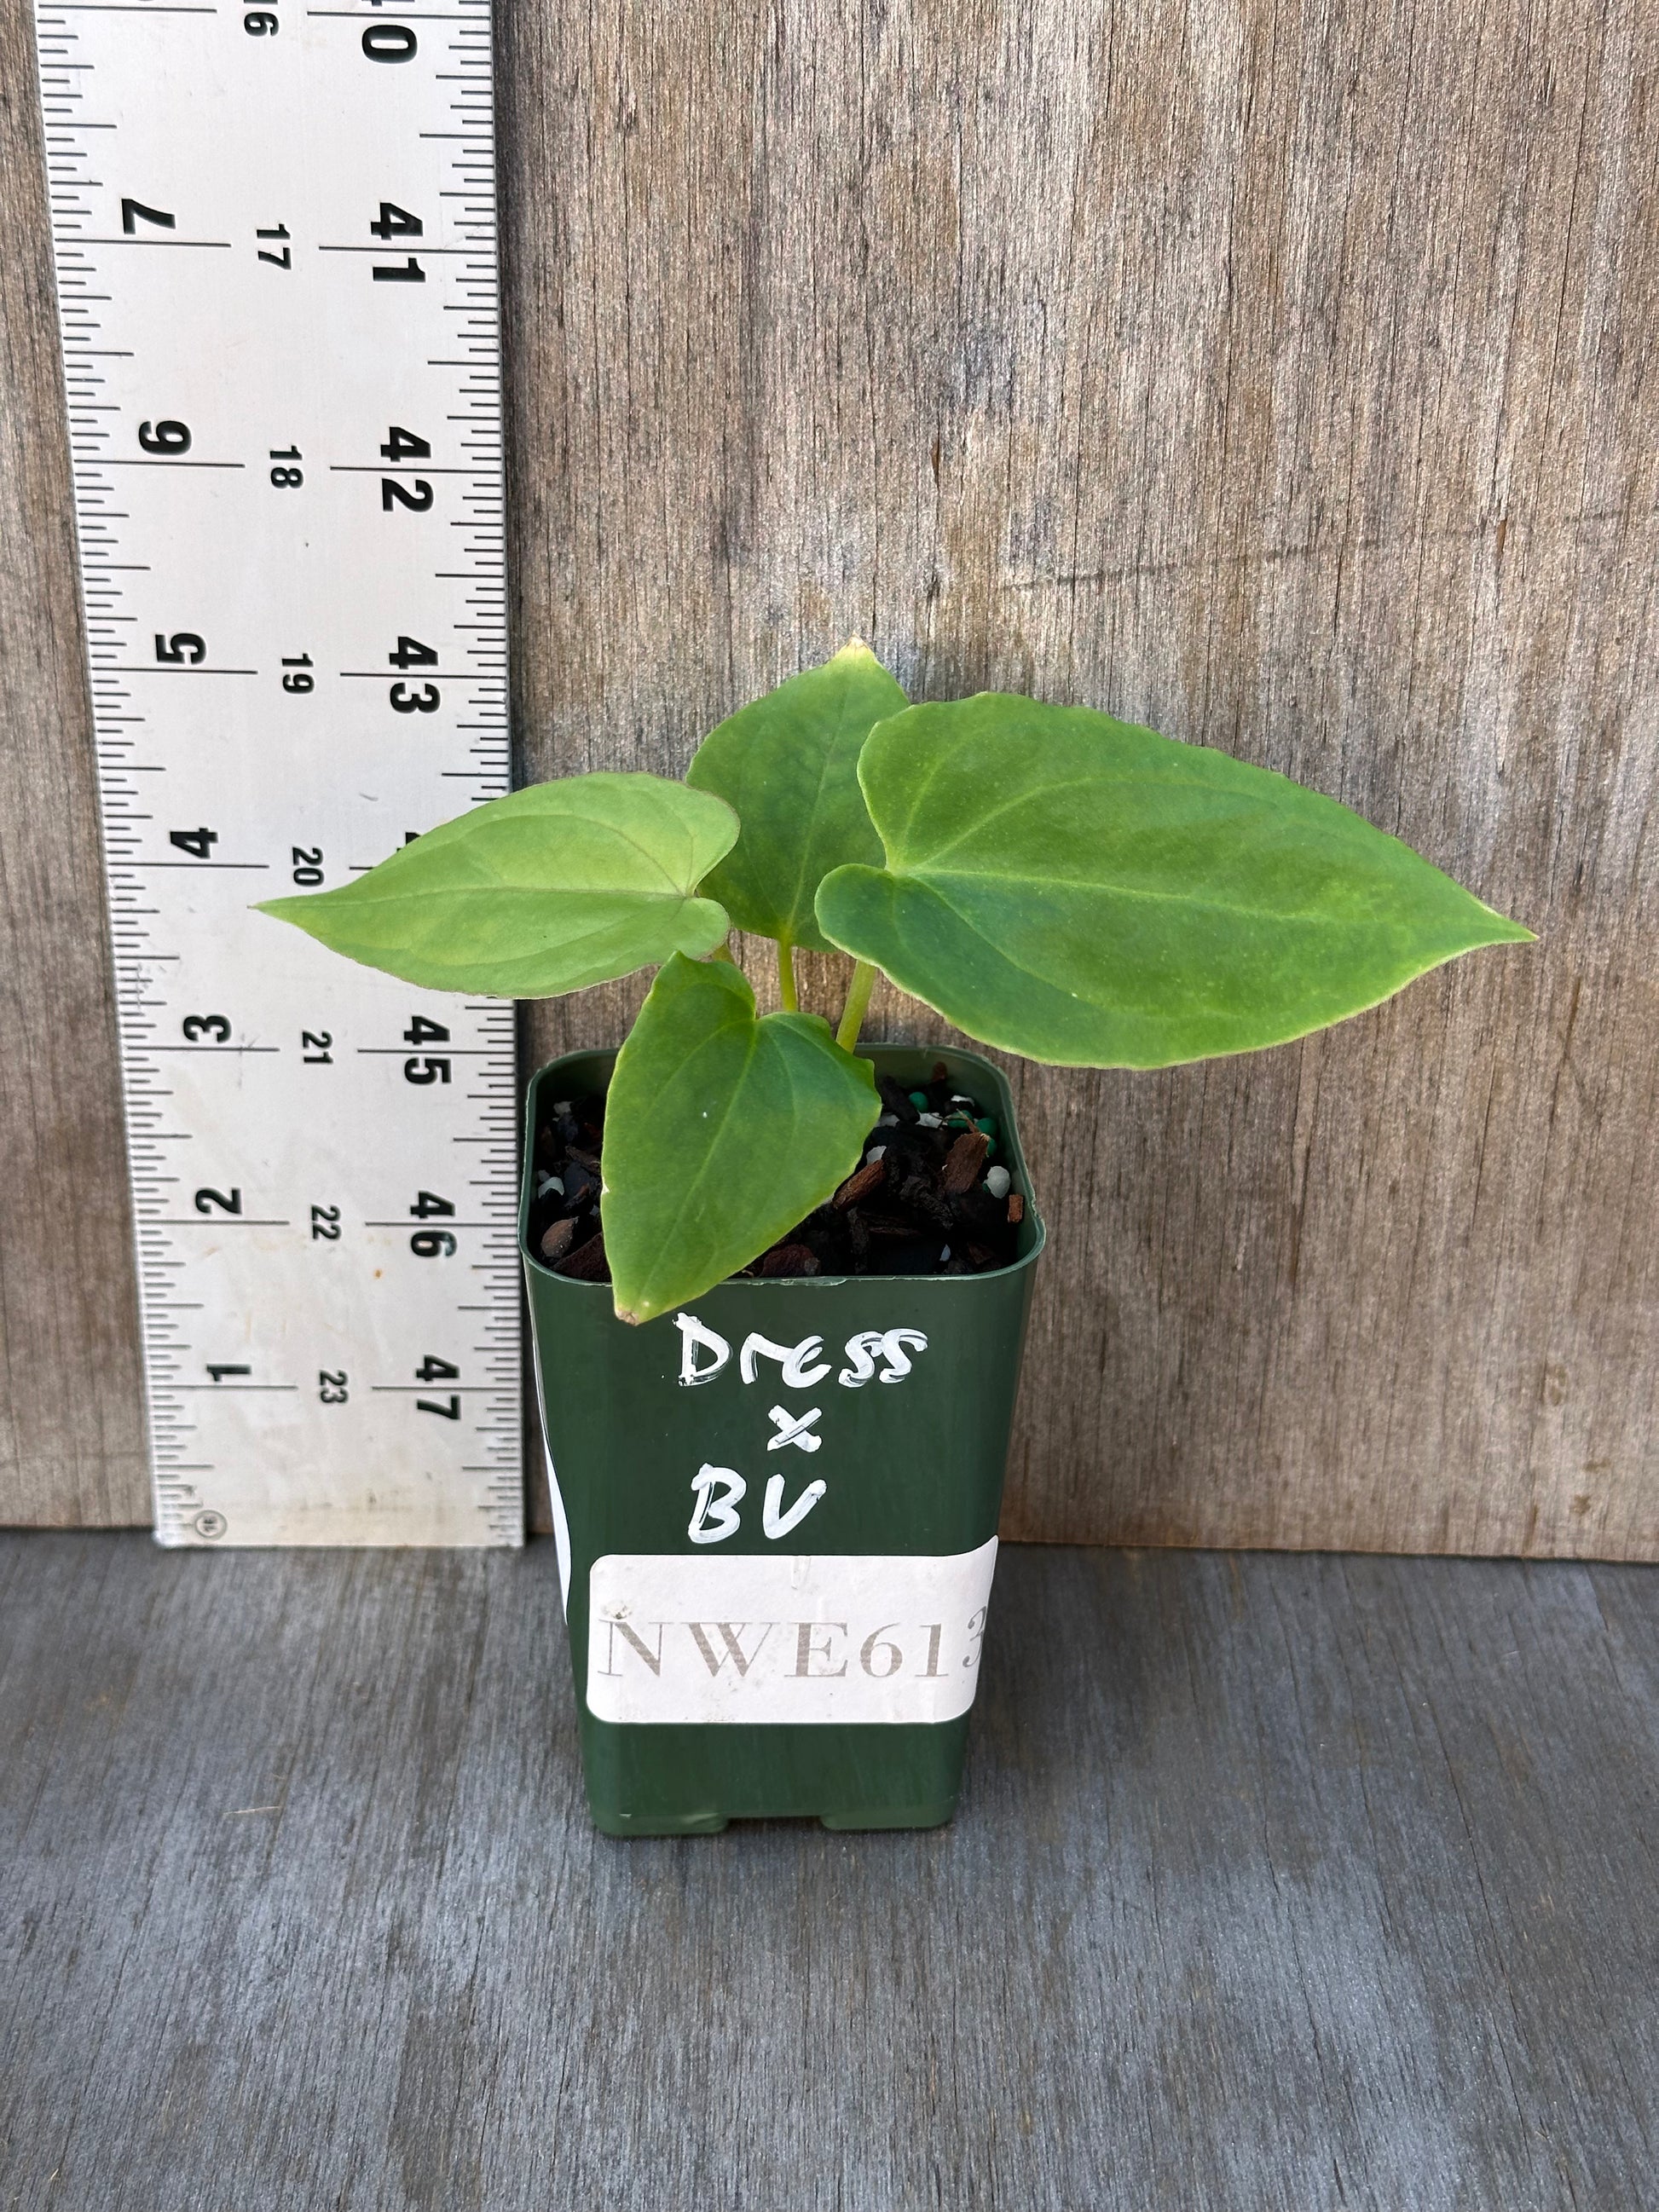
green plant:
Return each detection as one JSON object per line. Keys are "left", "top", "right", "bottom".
{"left": 258, "top": 640, "right": 1531, "bottom": 1323}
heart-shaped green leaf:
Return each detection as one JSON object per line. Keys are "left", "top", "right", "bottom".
{"left": 685, "top": 638, "right": 906, "bottom": 954}
{"left": 602, "top": 953, "right": 879, "bottom": 1323}
{"left": 816, "top": 695, "right": 1533, "bottom": 1067}
{"left": 257, "top": 773, "right": 737, "bottom": 996}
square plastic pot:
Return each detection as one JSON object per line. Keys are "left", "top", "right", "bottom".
{"left": 519, "top": 1042, "right": 1044, "bottom": 1835}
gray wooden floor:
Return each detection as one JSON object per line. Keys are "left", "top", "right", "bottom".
{"left": 2, "top": 1534, "right": 1655, "bottom": 2211}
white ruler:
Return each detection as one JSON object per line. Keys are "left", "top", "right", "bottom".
{"left": 33, "top": 0, "right": 523, "bottom": 1545}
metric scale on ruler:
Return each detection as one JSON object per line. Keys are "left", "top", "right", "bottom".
{"left": 33, "top": 0, "right": 523, "bottom": 1545}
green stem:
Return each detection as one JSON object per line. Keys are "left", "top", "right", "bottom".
{"left": 835, "top": 960, "right": 876, "bottom": 1053}
{"left": 776, "top": 937, "right": 799, "bottom": 1014}
{"left": 710, "top": 940, "right": 738, "bottom": 965}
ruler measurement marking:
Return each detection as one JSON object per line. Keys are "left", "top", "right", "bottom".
{"left": 317, "top": 243, "right": 477, "bottom": 255}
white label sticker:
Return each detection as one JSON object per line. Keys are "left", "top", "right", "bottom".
{"left": 586, "top": 1539, "right": 999, "bottom": 1726}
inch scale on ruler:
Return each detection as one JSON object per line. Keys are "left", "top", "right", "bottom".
{"left": 33, "top": 0, "right": 522, "bottom": 1545}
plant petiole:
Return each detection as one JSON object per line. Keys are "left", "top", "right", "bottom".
{"left": 835, "top": 959, "right": 876, "bottom": 1053}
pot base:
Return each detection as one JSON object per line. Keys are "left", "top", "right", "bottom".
{"left": 590, "top": 1805, "right": 957, "bottom": 1837}
{"left": 578, "top": 1714, "right": 968, "bottom": 1834}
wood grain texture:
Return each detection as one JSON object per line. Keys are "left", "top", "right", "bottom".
{"left": 3, "top": 0, "right": 1655, "bottom": 1549}
{"left": 0, "top": 0, "right": 147, "bottom": 1525}
{"left": 501, "top": 0, "right": 1658, "bottom": 1554}
{"left": 3, "top": 1530, "right": 1657, "bottom": 2209}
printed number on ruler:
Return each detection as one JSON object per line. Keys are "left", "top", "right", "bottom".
{"left": 33, "top": 0, "right": 522, "bottom": 1545}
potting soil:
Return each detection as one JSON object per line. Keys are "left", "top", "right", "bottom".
{"left": 529, "top": 1065, "right": 1026, "bottom": 1285}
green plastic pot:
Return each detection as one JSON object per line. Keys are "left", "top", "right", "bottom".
{"left": 519, "top": 1042, "right": 1045, "bottom": 1835}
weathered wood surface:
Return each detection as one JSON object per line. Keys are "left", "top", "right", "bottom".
{"left": 509, "top": 0, "right": 1659, "bottom": 1554}
{"left": 3, "top": 1532, "right": 1656, "bottom": 2209}
{"left": 0, "top": 0, "right": 148, "bottom": 1526}
{"left": 3, "top": 0, "right": 1656, "bottom": 1548}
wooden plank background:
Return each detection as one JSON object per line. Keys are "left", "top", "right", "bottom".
{"left": 2, "top": 0, "right": 1654, "bottom": 1551}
